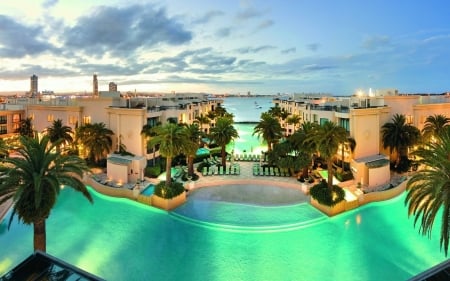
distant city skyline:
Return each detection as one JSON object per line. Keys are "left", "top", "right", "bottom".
{"left": 1, "top": 0, "right": 450, "bottom": 95}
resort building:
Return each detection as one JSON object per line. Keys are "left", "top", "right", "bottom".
{"left": 0, "top": 92, "right": 222, "bottom": 185}
{"left": 274, "top": 90, "right": 450, "bottom": 190}
{"left": 2, "top": 88, "right": 450, "bottom": 189}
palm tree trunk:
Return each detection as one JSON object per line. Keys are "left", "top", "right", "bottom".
{"left": 166, "top": 157, "right": 172, "bottom": 186}
{"left": 187, "top": 155, "right": 194, "bottom": 176}
{"left": 34, "top": 219, "right": 46, "bottom": 252}
{"left": 327, "top": 159, "right": 333, "bottom": 189}
{"left": 302, "top": 166, "right": 309, "bottom": 178}
{"left": 221, "top": 145, "right": 226, "bottom": 167}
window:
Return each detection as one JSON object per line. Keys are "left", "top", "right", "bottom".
{"left": 47, "top": 114, "right": 54, "bottom": 122}
{"left": 12, "top": 114, "right": 20, "bottom": 123}
{"left": 0, "top": 125, "right": 6, "bottom": 134}
{"left": 0, "top": 116, "right": 6, "bottom": 124}
{"left": 83, "top": 116, "right": 91, "bottom": 124}
{"left": 69, "top": 116, "right": 78, "bottom": 125}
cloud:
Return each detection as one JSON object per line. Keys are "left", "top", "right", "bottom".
{"left": 255, "top": 19, "right": 274, "bottom": 31}
{"left": 235, "top": 45, "right": 276, "bottom": 54}
{"left": 281, "top": 47, "right": 296, "bottom": 54}
{"left": 0, "top": 15, "right": 57, "bottom": 58}
{"left": 362, "top": 35, "right": 390, "bottom": 50}
{"left": 215, "top": 27, "right": 231, "bottom": 37}
{"left": 306, "top": 43, "right": 320, "bottom": 52}
{"left": 64, "top": 5, "right": 192, "bottom": 56}
{"left": 42, "top": 0, "right": 58, "bottom": 9}
{"left": 236, "top": 7, "right": 264, "bottom": 21}
{"left": 422, "top": 34, "right": 450, "bottom": 44}
{"left": 192, "top": 10, "right": 224, "bottom": 24}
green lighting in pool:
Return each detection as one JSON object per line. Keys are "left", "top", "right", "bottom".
{"left": 0, "top": 186, "right": 447, "bottom": 281}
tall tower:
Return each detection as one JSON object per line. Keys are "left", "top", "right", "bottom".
{"left": 30, "top": 74, "right": 38, "bottom": 98}
{"left": 109, "top": 82, "right": 117, "bottom": 92}
{"left": 93, "top": 74, "right": 98, "bottom": 97}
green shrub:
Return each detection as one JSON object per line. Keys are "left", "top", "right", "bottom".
{"left": 154, "top": 181, "right": 185, "bottom": 199}
{"left": 335, "top": 170, "right": 354, "bottom": 182}
{"left": 145, "top": 166, "right": 161, "bottom": 178}
{"left": 310, "top": 181, "right": 345, "bottom": 207}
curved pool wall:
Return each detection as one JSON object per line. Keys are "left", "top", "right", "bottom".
{"left": 0, "top": 186, "right": 447, "bottom": 281}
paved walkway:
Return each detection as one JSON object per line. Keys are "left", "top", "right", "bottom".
{"left": 0, "top": 197, "right": 13, "bottom": 223}
{"left": 187, "top": 161, "right": 312, "bottom": 193}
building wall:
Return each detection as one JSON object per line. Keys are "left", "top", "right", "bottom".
{"left": 27, "top": 105, "right": 82, "bottom": 132}
{"left": 413, "top": 103, "right": 450, "bottom": 131}
{"left": 106, "top": 107, "right": 147, "bottom": 157}
{"left": 349, "top": 107, "right": 389, "bottom": 159}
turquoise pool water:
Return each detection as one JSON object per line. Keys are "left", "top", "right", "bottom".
{"left": 140, "top": 184, "right": 155, "bottom": 196}
{"left": 0, "top": 186, "right": 446, "bottom": 281}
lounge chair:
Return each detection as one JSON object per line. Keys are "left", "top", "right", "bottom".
{"left": 234, "top": 165, "right": 240, "bottom": 175}
{"left": 202, "top": 167, "right": 208, "bottom": 176}
{"left": 274, "top": 167, "right": 280, "bottom": 176}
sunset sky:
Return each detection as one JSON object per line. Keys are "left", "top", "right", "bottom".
{"left": 1, "top": 0, "right": 450, "bottom": 95}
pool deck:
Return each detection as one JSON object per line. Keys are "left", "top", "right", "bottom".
{"left": 0, "top": 197, "right": 13, "bottom": 223}
{"left": 188, "top": 161, "right": 313, "bottom": 196}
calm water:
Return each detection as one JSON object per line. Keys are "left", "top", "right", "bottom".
{"left": 222, "top": 96, "right": 274, "bottom": 122}
{"left": 0, "top": 187, "right": 446, "bottom": 280}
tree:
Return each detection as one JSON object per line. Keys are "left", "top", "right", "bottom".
{"left": 76, "top": 122, "right": 114, "bottom": 164}
{"left": 290, "top": 121, "right": 317, "bottom": 178}
{"left": 253, "top": 112, "right": 283, "bottom": 153}
{"left": 44, "top": 119, "right": 73, "bottom": 153}
{"left": 269, "top": 136, "right": 309, "bottom": 177}
{"left": 306, "top": 121, "right": 347, "bottom": 189}
{"left": 183, "top": 123, "right": 203, "bottom": 177}
{"left": 422, "top": 114, "right": 450, "bottom": 143}
{"left": 0, "top": 136, "right": 92, "bottom": 252}
{"left": 148, "top": 123, "right": 191, "bottom": 186}
{"left": 405, "top": 126, "right": 450, "bottom": 256}
{"left": 382, "top": 114, "right": 421, "bottom": 167}
{"left": 209, "top": 117, "right": 239, "bottom": 167}
{"left": 340, "top": 137, "right": 356, "bottom": 170}
{"left": 194, "top": 115, "right": 210, "bottom": 133}
{"left": 16, "top": 117, "right": 34, "bottom": 137}
{"left": 286, "top": 114, "right": 302, "bottom": 133}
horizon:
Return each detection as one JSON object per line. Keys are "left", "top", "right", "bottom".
{"left": 1, "top": 1, "right": 450, "bottom": 95}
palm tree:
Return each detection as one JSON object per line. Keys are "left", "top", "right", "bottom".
{"left": 286, "top": 114, "right": 302, "bottom": 132}
{"left": 194, "top": 115, "right": 210, "bottom": 133}
{"left": 253, "top": 112, "right": 283, "bottom": 153}
{"left": 16, "top": 117, "right": 34, "bottom": 137}
{"left": 306, "top": 121, "right": 347, "bottom": 189}
{"left": 382, "top": 114, "right": 421, "bottom": 167}
{"left": 405, "top": 126, "right": 450, "bottom": 256}
{"left": 76, "top": 122, "right": 114, "bottom": 163}
{"left": 270, "top": 135, "right": 310, "bottom": 177}
{"left": 422, "top": 114, "right": 450, "bottom": 143}
{"left": 0, "top": 135, "right": 92, "bottom": 252}
{"left": 148, "top": 123, "right": 191, "bottom": 186}
{"left": 44, "top": 119, "right": 73, "bottom": 153}
{"left": 209, "top": 117, "right": 239, "bottom": 167}
{"left": 183, "top": 123, "right": 203, "bottom": 177}
{"left": 290, "top": 121, "right": 316, "bottom": 178}
{"left": 340, "top": 137, "right": 356, "bottom": 170}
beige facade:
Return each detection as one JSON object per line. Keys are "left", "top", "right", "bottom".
{"left": 275, "top": 92, "right": 450, "bottom": 189}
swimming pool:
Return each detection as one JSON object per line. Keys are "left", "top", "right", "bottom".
{"left": 0, "top": 186, "right": 446, "bottom": 280}
{"left": 140, "top": 184, "right": 155, "bottom": 196}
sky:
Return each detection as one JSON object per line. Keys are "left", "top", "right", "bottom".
{"left": 1, "top": 0, "right": 450, "bottom": 96}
